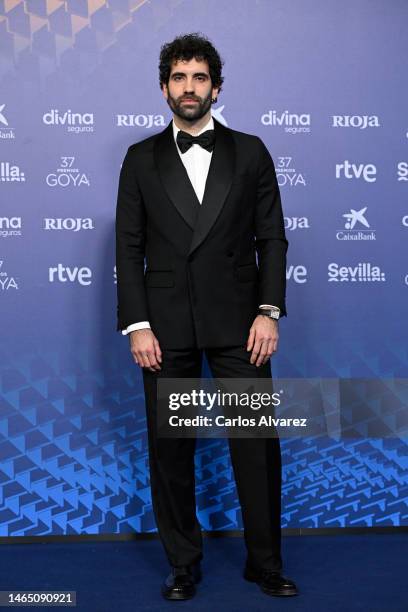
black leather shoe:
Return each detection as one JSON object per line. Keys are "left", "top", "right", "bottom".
{"left": 161, "top": 563, "right": 202, "bottom": 600}
{"left": 244, "top": 565, "right": 298, "bottom": 597}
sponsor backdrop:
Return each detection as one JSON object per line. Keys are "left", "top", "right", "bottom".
{"left": 0, "top": 0, "right": 407, "bottom": 536}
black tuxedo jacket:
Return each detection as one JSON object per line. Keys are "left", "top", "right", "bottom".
{"left": 115, "top": 117, "right": 288, "bottom": 349}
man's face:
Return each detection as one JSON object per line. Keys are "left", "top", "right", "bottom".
{"left": 162, "top": 58, "right": 219, "bottom": 122}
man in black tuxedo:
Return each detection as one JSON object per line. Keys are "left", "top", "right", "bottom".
{"left": 115, "top": 33, "right": 298, "bottom": 600}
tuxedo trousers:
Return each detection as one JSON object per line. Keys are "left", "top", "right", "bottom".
{"left": 142, "top": 344, "right": 282, "bottom": 572}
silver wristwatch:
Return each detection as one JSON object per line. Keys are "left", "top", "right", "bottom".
{"left": 258, "top": 306, "right": 280, "bottom": 320}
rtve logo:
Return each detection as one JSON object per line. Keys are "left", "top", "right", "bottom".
{"left": 286, "top": 265, "right": 307, "bottom": 283}
{"left": 335, "top": 160, "right": 377, "bottom": 182}
{"left": 49, "top": 264, "right": 92, "bottom": 285}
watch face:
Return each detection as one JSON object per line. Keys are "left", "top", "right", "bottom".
{"left": 260, "top": 310, "right": 279, "bottom": 319}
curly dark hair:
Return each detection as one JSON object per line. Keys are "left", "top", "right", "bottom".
{"left": 159, "top": 32, "right": 224, "bottom": 93}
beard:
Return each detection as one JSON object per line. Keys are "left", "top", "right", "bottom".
{"left": 166, "top": 90, "right": 213, "bottom": 122}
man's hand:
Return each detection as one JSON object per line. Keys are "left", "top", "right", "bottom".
{"left": 246, "top": 315, "right": 279, "bottom": 366}
{"left": 129, "top": 329, "right": 162, "bottom": 372}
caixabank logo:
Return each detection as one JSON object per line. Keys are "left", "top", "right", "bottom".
{"left": 328, "top": 262, "right": 385, "bottom": 282}
{"left": 211, "top": 105, "right": 228, "bottom": 126}
{"left": 336, "top": 207, "right": 376, "bottom": 241}
{"left": 0, "top": 104, "right": 15, "bottom": 140}
{"left": 43, "top": 109, "right": 94, "bottom": 133}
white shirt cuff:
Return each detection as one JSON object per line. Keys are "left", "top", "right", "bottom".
{"left": 122, "top": 321, "right": 151, "bottom": 335}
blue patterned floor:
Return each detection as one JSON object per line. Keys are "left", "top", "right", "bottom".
{"left": 0, "top": 534, "right": 406, "bottom": 611}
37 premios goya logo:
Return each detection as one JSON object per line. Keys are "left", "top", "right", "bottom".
{"left": 46, "top": 157, "right": 90, "bottom": 188}
{"left": 0, "top": 260, "right": 18, "bottom": 291}
{"left": 276, "top": 157, "right": 306, "bottom": 187}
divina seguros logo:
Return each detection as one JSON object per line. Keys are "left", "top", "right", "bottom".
{"left": 43, "top": 110, "right": 94, "bottom": 133}
{"left": 0, "top": 217, "right": 22, "bottom": 238}
{"left": 261, "top": 110, "right": 311, "bottom": 134}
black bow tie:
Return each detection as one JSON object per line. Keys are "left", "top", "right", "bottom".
{"left": 176, "top": 129, "right": 215, "bottom": 154}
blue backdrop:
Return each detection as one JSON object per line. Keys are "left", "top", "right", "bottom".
{"left": 0, "top": 0, "right": 407, "bottom": 536}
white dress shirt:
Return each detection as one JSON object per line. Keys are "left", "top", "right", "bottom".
{"left": 122, "top": 116, "right": 275, "bottom": 335}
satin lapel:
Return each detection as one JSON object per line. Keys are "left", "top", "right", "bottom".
{"left": 188, "top": 118, "right": 235, "bottom": 256}
{"left": 154, "top": 121, "right": 201, "bottom": 230}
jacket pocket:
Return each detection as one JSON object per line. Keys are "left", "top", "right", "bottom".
{"left": 236, "top": 263, "right": 258, "bottom": 282}
{"left": 145, "top": 270, "right": 174, "bottom": 287}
